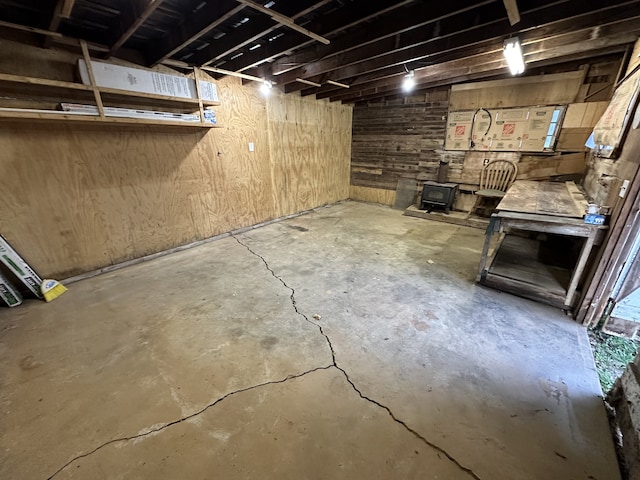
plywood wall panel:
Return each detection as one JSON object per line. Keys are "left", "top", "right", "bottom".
{"left": 449, "top": 72, "right": 585, "bottom": 110}
{"left": 0, "top": 48, "right": 351, "bottom": 278}
{"left": 267, "top": 93, "right": 352, "bottom": 217}
{"left": 349, "top": 186, "right": 396, "bottom": 205}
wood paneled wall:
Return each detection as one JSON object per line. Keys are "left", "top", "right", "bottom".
{"left": 350, "top": 97, "right": 464, "bottom": 193}
{"left": 350, "top": 67, "right": 617, "bottom": 207}
{"left": 0, "top": 43, "right": 352, "bottom": 279}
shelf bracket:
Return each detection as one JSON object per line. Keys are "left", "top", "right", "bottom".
{"left": 79, "top": 40, "right": 105, "bottom": 118}
{"left": 193, "top": 67, "right": 206, "bottom": 126}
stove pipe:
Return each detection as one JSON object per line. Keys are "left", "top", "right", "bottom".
{"left": 437, "top": 160, "right": 449, "bottom": 183}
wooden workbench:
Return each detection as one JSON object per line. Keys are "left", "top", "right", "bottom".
{"left": 476, "top": 181, "right": 608, "bottom": 310}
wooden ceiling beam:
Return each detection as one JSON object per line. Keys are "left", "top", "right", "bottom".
{"left": 319, "top": 26, "right": 628, "bottom": 101}
{"left": 44, "top": 0, "right": 71, "bottom": 47}
{"left": 503, "top": 0, "right": 520, "bottom": 26}
{"left": 202, "top": 0, "right": 333, "bottom": 67}
{"left": 269, "top": 0, "right": 490, "bottom": 77}
{"left": 60, "top": 0, "right": 76, "bottom": 18}
{"left": 217, "top": 0, "right": 414, "bottom": 74}
{"left": 189, "top": 0, "right": 326, "bottom": 67}
{"left": 109, "top": 0, "right": 165, "bottom": 56}
{"left": 0, "top": 19, "right": 63, "bottom": 38}
{"left": 327, "top": 36, "right": 635, "bottom": 104}
{"left": 279, "top": 0, "right": 513, "bottom": 91}
{"left": 345, "top": 46, "right": 628, "bottom": 105}
{"left": 234, "top": 0, "right": 329, "bottom": 45}
{"left": 145, "top": 0, "right": 245, "bottom": 66}
{"left": 287, "top": 0, "right": 640, "bottom": 95}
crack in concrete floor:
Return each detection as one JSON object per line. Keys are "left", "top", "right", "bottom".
{"left": 231, "top": 235, "right": 482, "bottom": 480}
{"left": 45, "top": 233, "right": 481, "bottom": 480}
{"left": 46, "top": 365, "right": 334, "bottom": 479}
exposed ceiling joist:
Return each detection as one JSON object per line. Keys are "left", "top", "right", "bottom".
{"left": 108, "top": 0, "right": 165, "bottom": 56}
{"left": 296, "top": 77, "right": 322, "bottom": 87}
{"left": 190, "top": 0, "right": 328, "bottom": 68}
{"left": 323, "top": 30, "right": 637, "bottom": 103}
{"left": 45, "top": 0, "right": 71, "bottom": 47}
{"left": 280, "top": 0, "right": 510, "bottom": 92}
{"left": 60, "top": 0, "right": 76, "bottom": 18}
{"left": 234, "top": 0, "right": 330, "bottom": 45}
{"left": 146, "top": 0, "right": 245, "bottom": 67}
{"left": 503, "top": 0, "right": 521, "bottom": 25}
{"left": 219, "top": 0, "right": 416, "bottom": 74}
{"left": 0, "top": 0, "right": 636, "bottom": 104}
{"left": 202, "top": 66, "right": 272, "bottom": 84}
{"left": 0, "top": 19, "right": 63, "bottom": 37}
{"left": 345, "top": 46, "right": 629, "bottom": 105}
{"left": 270, "top": 0, "right": 492, "bottom": 77}
{"left": 288, "top": 0, "right": 639, "bottom": 98}
{"left": 326, "top": 80, "right": 349, "bottom": 88}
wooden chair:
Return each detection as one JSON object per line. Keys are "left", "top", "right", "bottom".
{"left": 469, "top": 159, "right": 518, "bottom": 216}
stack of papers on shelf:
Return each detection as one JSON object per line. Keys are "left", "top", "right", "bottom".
{"left": 60, "top": 103, "right": 216, "bottom": 124}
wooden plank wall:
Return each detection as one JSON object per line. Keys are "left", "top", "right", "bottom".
{"left": 350, "top": 91, "right": 465, "bottom": 205}
{"left": 350, "top": 65, "right": 618, "bottom": 208}
{"left": 0, "top": 42, "right": 352, "bottom": 279}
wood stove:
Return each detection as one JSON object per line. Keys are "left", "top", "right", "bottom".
{"left": 420, "top": 181, "right": 458, "bottom": 214}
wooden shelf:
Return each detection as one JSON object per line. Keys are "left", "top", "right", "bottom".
{"left": 0, "top": 49, "right": 221, "bottom": 128}
{"left": 0, "top": 72, "right": 93, "bottom": 91}
{"left": 0, "top": 72, "right": 220, "bottom": 107}
{"left": 98, "top": 85, "right": 220, "bottom": 107}
{"left": 483, "top": 235, "right": 571, "bottom": 308}
{"left": 0, "top": 108, "right": 221, "bottom": 128}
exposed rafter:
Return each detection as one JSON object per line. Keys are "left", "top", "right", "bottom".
{"left": 45, "top": 0, "right": 69, "bottom": 47}
{"left": 60, "top": 0, "right": 76, "bottom": 18}
{"left": 503, "top": 0, "right": 520, "bottom": 25}
{"left": 284, "top": 0, "right": 639, "bottom": 100}
{"left": 108, "top": 0, "right": 165, "bottom": 56}
{"left": 219, "top": 0, "right": 416, "bottom": 74}
{"left": 146, "top": 0, "right": 246, "bottom": 67}
{"left": 189, "top": 0, "right": 330, "bottom": 68}
{"left": 322, "top": 29, "right": 638, "bottom": 103}
{"left": 0, "top": 0, "right": 636, "bottom": 104}
{"left": 278, "top": 0, "right": 506, "bottom": 92}
{"left": 270, "top": 0, "right": 491, "bottom": 77}
{"left": 234, "top": 0, "right": 329, "bottom": 45}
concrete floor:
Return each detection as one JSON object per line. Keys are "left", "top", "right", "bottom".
{"left": 0, "top": 201, "right": 620, "bottom": 480}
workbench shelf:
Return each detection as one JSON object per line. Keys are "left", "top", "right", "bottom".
{"left": 480, "top": 233, "right": 573, "bottom": 308}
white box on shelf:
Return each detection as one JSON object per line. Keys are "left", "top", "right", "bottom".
{"left": 78, "top": 60, "right": 219, "bottom": 102}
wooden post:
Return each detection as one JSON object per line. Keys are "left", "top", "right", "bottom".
{"left": 79, "top": 40, "right": 105, "bottom": 118}
{"left": 193, "top": 67, "right": 206, "bottom": 125}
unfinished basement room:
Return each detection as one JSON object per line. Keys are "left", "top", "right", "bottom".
{"left": 3, "top": 1, "right": 640, "bottom": 479}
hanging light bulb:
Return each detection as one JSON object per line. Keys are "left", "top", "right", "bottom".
{"left": 402, "top": 70, "right": 415, "bottom": 92}
{"left": 503, "top": 37, "right": 525, "bottom": 75}
{"left": 260, "top": 80, "right": 273, "bottom": 95}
